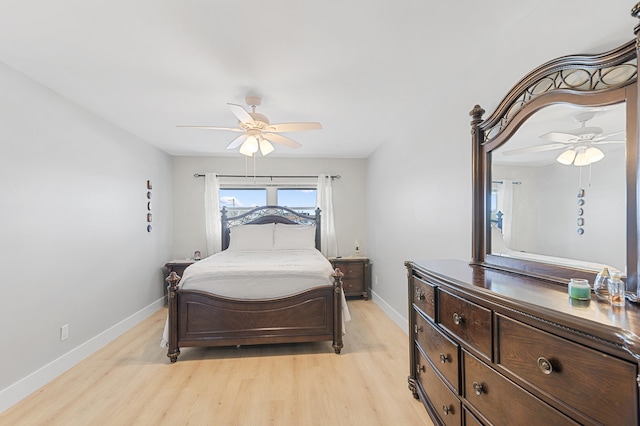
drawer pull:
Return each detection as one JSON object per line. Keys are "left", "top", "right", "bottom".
{"left": 472, "top": 382, "right": 484, "bottom": 396}
{"left": 442, "top": 405, "right": 452, "bottom": 415}
{"left": 414, "top": 324, "right": 423, "bottom": 334}
{"left": 417, "top": 364, "right": 426, "bottom": 373}
{"left": 453, "top": 312, "right": 464, "bottom": 325}
{"left": 537, "top": 357, "right": 554, "bottom": 375}
{"left": 415, "top": 288, "right": 425, "bottom": 301}
{"left": 439, "top": 353, "right": 449, "bottom": 364}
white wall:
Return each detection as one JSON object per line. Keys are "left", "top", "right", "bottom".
{"left": 366, "top": 107, "right": 473, "bottom": 329}
{"left": 0, "top": 62, "right": 173, "bottom": 411}
{"left": 171, "top": 156, "right": 366, "bottom": 259}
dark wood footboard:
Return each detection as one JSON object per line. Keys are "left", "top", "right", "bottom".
{"left": 166, "top": 270, "right": 344, "bottom": 363}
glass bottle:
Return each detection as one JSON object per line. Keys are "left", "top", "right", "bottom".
{"left": 608, "top": 273, "right": 626, "bottom": 307}
{"left": 594, "top": 267, "right": 610, "bottom": 302}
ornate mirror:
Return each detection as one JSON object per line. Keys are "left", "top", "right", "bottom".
{"left": 470, "top": 31, "right": 639, "bottom": 293}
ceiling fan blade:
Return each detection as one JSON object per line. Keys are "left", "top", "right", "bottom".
{"left": 592, "top": 131, "right": 625, "bottom": 142}
{"left": 226, "top": 134, "right": 248, "bottom": 150}
{"left": 540, "top": 131, "right": 578, "bottom": 143}
{"left": 266, "top": 122, "right": 322, "bottom": 132}
{"left": 227, "top": 103, "right": 255, "bottom": 125}
{"left": 592, "top": 140, "right": 626, "bottom": 145}
{"left": 263, "top": 133, "right": 302, "bottom": 148}
{"left": 502, "top": 143, "right": 568, "bottom": 156}
{"left": 176, "top": 125, "right": 243, "bottom": 132}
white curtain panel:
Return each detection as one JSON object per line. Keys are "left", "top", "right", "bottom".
{"left": 204, "top": 173, "right": 221, "bottom": 256}
{"left": 498, "top": 179, "right": 514, "bottom": 248}
{"left": 317, "top": 174, "right": 338, "bottom": 257}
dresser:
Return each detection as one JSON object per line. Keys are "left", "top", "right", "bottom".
{"left": 328, "top": 257, "right": 370, "bottom": 299}
{"left": 407, "top": 259, "right": 640, "bottom": 426}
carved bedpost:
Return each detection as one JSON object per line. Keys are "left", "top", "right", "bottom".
{"left": 470, "top": 105, "right": 486, "bottom": 264}
{"left": 166, "top": 271, "right": 181, "bottom": 363}
{"left": 332, "top": 268, "right": 344, "bottom": 354}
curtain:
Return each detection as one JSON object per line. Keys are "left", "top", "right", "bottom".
{"left": 204, "top": 173, "right": 221, "bottom": 256}
{"left": 498, "top": 180, "right": 514, "bottom": 248}
{"left": 317, "top": 174, "right": 338, "bottom": 257}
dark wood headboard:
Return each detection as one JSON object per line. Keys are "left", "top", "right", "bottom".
{"left": 220, "top": 205, "right": 321, "bottom": 251}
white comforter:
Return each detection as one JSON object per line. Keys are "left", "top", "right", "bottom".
{"left": 161, "top": 249, "right": 350, "bottom": 347}
{"left": 179, "top": 249, "right": 338, "bottom": 299}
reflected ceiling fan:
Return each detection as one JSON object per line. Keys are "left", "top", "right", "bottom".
{"left": 502, "top": 111, "right": 625, "bottom": 166}
{"left": 177, "top": 96, "right": 322, "bottom": 156}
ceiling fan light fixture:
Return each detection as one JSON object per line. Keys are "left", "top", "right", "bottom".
{"left": 239, "top": 136, "right": 259, "bottom": 156}
{"left": 573, "top": 146, "right": 604, "bottom": 167}
{"left": 259, "top": 138, "right": 275, "bottom": 156}
{"left": 584, "top": 146, "right": 605, "bottom": 164}
{"left": 556, "top": 149, "right": 576, "bottom": 165}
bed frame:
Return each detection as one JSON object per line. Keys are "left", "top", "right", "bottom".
{"left": 165, "top": 205, "right": 344, "bottom": 363}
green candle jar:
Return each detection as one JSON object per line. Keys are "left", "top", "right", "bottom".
{"left": 568, "top": 278, "right": 591, "bottom": 300}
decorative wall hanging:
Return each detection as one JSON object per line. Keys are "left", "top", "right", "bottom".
{"left": 147, "top": 180, "right": 153, "bottom": 232}
{"left": 577, "top": 189, "right": 584, "bottom": 235}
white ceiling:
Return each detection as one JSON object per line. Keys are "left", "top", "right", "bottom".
{"left": 0, "top": 1, "right": 635, "bottom": 158}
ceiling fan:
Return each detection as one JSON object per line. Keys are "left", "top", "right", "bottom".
{"left": 177, "top": 96, "right": 322, "bottom": 156}
{"left": 502, "top": 111, "right": 625, "bottom": 166}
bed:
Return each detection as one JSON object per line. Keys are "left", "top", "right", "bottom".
{"left": 163, "top": 205, "right": 347, "bottom": 363}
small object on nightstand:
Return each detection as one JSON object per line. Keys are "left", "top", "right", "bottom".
{"left": 194, "top": 250, "right": 201, "bottom": 261}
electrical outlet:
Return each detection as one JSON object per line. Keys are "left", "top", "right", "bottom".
{"left": 60, "top": 324, "right": 69, "bottom": 341}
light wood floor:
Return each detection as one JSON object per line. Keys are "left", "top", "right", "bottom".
{"left": 1, "top": 299, "right": 433, "bottom": 425}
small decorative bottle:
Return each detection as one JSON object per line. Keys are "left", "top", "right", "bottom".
{"left": 607, "top": 272, "right": 626, "bottom": 307}
{"left": 593, "top": 267, "right": 610, "bottom": 302}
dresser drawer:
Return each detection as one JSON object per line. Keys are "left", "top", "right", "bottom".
{"left": 414, "top": 311, "right": 459, "bottom": 392}
{"left": 412, "top": 275, "right": 436, "bottom": 321}
{"left": 416, "top": 349, "right": 461, "bottom": 426}
{"left": 463, "top": 409, "right": 483, "bottom": 426}
{"left": 496, "top": 315, "right": 638, "bottom": 426}
{"left": 463, "top": 351, "right": 577, "bottom": 425}
{"left": 438, "top": 290, "right": 492, "bottom": 360}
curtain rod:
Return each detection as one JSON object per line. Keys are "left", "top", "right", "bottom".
{"left": 194, "top": 173, "right": 341, "bottom": 180}
{"left": 492, "top": 180, "right": 521, "bottom": 185}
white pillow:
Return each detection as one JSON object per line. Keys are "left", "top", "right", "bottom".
{"left": 228, "top": 224, "right": 274, "bottom": 250}
{"left": 273, "top": 224, "right": 316, "bottom": 250}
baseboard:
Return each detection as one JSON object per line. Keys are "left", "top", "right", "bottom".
{"left": 370, "top": 289, "right": 409, "bottom": 334}
{"left": 0, "top": 297, "right": 165, "bottom": 414}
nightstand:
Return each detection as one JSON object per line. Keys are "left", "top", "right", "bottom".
{"left": 328, "top": 257, "right": 371, "bottom": 299}
{"left": 163, "top": 259, "right": 196, "bottom": 298}
{"left": 164, "top": 259, "right": 196, "bottom": 279}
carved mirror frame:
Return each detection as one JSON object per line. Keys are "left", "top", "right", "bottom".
{"left": 471, "top": 8, "right": 640, "bottom": 292}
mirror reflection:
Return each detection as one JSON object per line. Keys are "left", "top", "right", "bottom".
{"left": 491, "top": 102, "right": 626, "bottom": 275}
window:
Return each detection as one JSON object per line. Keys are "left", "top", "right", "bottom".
{"left": 219, "top": 186, "right": 317, "bottom": 217}
{"left": 277, "top": 188, "right": 317, "bottom": 215}
{"left": 219, "top": 188, "right": 267, "bottom": 217}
